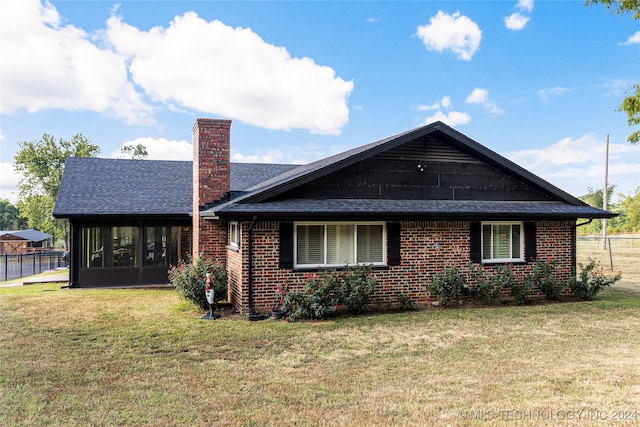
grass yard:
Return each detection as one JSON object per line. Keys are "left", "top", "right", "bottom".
{"left": 1, "top": 246, "right": 639, "bottom": 426}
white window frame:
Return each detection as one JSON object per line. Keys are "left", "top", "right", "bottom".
{"left": 481, "top": 221, "right": 524, "bottom": 263}
{"left": 294, "top": 221, "right": 387, "bottom": 268}
{"left": 228, "top": 221, "right": 240, "bottom": 250}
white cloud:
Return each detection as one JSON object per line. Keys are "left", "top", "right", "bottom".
{"left": 508, "top": 134, "right": 640, "bottom": 197}
{"left": 417, "top": 103, "right": 440, "bottom": 111}
{"left": 622, "top": 31, "right": 640, "bottom": 45}
{"left": 0, "top": 0, "right": 153, "bottom": 125}
{"left": 597, "top": 79, "right": 628, "bottom": 97}
{"left": 366, "top": 17, "right": 381, "bottom": 23}
{"left": 504, "top": 0, "right": 534, "bottom": 31}
{"left": 105, "top": 11, "right": 353, "bottom": 135}
{"left": 441, "top": 96, "right": 452, "bottom": 109}
{"left": 537, "top": 86, "right": 569, "bottom": 102}
{"left": 465, "top": 88, "right": 503, "bottom": 116}
{"left": 422, "top": 110, "right": 471, "bottom": 127}
{"left": 417, "top": 96, "right": 451, "bottom": 111}
{"left": 232, "top": 150, "right": 285, "bottom": 164}
{"left": 416, "top": 11, "right": 482, "bottom": 61}
{"left": 465, "top": 88, "right": 488, "bottom": 105}
{"left": 504, "top": 13, "right": 530, "bottom": 31}
{"left": 1, "top": 0, "right": 353, "bottom": 135}
{"left": 516, "top": 0, "right": 534, "bottom": 14}
{"left": 0, "top": 163, "right": 21, "bottom": 203}
{"left": 111, "top": 138, "right": 193, "bottom": 161}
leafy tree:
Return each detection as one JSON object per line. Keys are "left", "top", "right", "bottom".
{"left": 579, "top": 185, "right": 616, "bottom": 209}
{"left": 578, "top": 185, "right": 619, "bottom": 234}
{"left": 14, "top": 134, "right": 101, "bottom": 248}
{"left": 0, "top": 199, "right": 27, "bottom": 230}
{"left": 119, "top": 143, "right": 148, "bottom": 160}
{"left": 586, "top": 0, "right": 640, "bottom": 143}
{"left": 16, "top": 195, "right": 55, "bottom": 235}
{"left": 616, "top": 187, "right": 640, "bottom": 231}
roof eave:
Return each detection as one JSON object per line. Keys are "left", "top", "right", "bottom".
{"left": 213, "top": 210, "right": 616, "bottom": 221}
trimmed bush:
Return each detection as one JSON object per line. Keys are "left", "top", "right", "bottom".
{"left": 168, "top": 255, "right": 227, "bottom": 311}
{"left": 527, "top": 258, "right": 564, "bottom": 300}
{"left": 279, "top": 266, "right": 378, "bottom": 321}
{"left": 428, "top": 265, "right": 465, "bottom": 307}
{"left": 340, "top": 264, "right": 377, "bottom": 314}
{"left": 467, "top": 262, "right": 502, "bottom": 305}
{"left": 280, "top": 271, "right": 340, "bottom": 321}
{"left": 396, "top": 291, "right": 416, "bottom": 311}
{"left": 569, "top": 258, "right": 621, "bottom": 300}
{"left": 493, "top": 264, "right": 530, "bottom": 305}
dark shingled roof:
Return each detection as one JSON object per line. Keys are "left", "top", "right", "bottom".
{"left": 213, "top": 199, "right": 613, "bottom": 219}
{"left": 53, "top": 157, "right": 298, "bottom": 217}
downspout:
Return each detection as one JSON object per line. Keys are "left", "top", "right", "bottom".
{"left": 247, "top": 215, "right": 258, "bottom": 314}
{"left": 575, "top": 218, "right": 593, "bottom": 228}
{"left": 572, "top": 218, "right": 593, "bottom": 274}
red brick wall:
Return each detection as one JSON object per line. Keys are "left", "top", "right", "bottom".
{"left": 192, "top": 118, "right": 231, "bottom": 260}
{"left": 227, "top": 219, "right": 577, "bottom": 314}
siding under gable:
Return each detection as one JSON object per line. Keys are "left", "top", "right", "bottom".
{"left": 274, "top": 135, "right": 553, "bottom": 202}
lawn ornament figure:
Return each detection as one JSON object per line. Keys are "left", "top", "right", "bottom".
{"left": 201, "top": 271, "right": 220, "bottom": 319}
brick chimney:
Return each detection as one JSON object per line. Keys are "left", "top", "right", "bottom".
{"left": 192, "top": 118, "right": 232, "bottom": 260}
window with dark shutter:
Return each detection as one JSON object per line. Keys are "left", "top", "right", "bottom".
{"left": 469, "top": 222, "right": 482, "bottom": 263}
{"left": 279, "top": 222, "right": 294, "bottom": 269}
{"left": 387, "top": 222, "right": 401, "bottom": 266}
{"left": 524, "top": 222, "right": 537, "bottom": 262}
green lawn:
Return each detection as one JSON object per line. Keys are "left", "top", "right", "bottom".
{"left": 1, "top": 279, "right": 640, "bottom": 426}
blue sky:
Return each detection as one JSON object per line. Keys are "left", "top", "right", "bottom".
{"left": 1, "top": 0, "right": 639, "bottom": 204}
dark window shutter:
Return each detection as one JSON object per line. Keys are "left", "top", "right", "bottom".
{"left": 524, "top": 222, "right": 537, "bottom": 262}
{"left": 387, "top": 222, "right": 401, "bottom": 266}
{"left": 469, "top": 222, "right": 482, "bottom": 263}
{"left": 279, "top": 222, "right": 294, "bottom": 269}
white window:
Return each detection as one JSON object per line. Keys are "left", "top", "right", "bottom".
{"left": 295, "top": 222, "right": 385, "bottom": 268}
{"left": 481, "top": 222, "right": 523, "bottom": 263}
{"left": 228, "top": 221, "right": 240, "bottom": 249}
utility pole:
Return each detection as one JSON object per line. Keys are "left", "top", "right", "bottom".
{"left": 602, "top": 134, "right": 609, "bottom": 250}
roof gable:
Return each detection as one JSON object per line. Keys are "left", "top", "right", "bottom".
{"left": 214, "top": 121, "right": 588, "bottom": 208}
{"left": 274, "top": 135, "right": 555, "bottom": 202}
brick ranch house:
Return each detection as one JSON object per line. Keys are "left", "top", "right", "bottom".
{"left": 54, "top": 118, "right": 614, "bottom": 313}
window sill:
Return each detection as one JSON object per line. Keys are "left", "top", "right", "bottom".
{"left": 226, "top": 244, "right": 240, "bottom": 252}
{"left": 481, "top": 260, "right": 527, "bottom": 266}
{"left": 293, "top": 264, "right": 388, "bottom": 272}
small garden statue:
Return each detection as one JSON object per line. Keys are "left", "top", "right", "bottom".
{"left": 201, "top": 271, "right": 221, "bottom": 320}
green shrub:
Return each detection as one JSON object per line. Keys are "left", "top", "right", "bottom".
{"left": 280, "top": 271, "right": 340, "bottom": 321}
{"left": 168, "top": 254, "right": 227, "bottom": 311}
{"left": 340, "top": 264, "right": 377, "bottom": 314}
{"left": 396, "top": 291, "right": 416, "bottom": 311}
{"left": 428, "top": 265, "right": 465, "bottom": 307}
{"left": 569, "top": 258, "right": 621, "bottom": 300}
{"left": 494, "top": 264, "right": 530, "bottom": 305}
{"left": 528, "top": 258, "right": 564, "bottom": 300}
{"left": 467, "top": 262, "right": 502, "bottom": 305}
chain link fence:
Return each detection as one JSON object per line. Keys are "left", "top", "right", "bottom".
{"left": 577, "top": 235, "right": 640, "bottom": 280}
